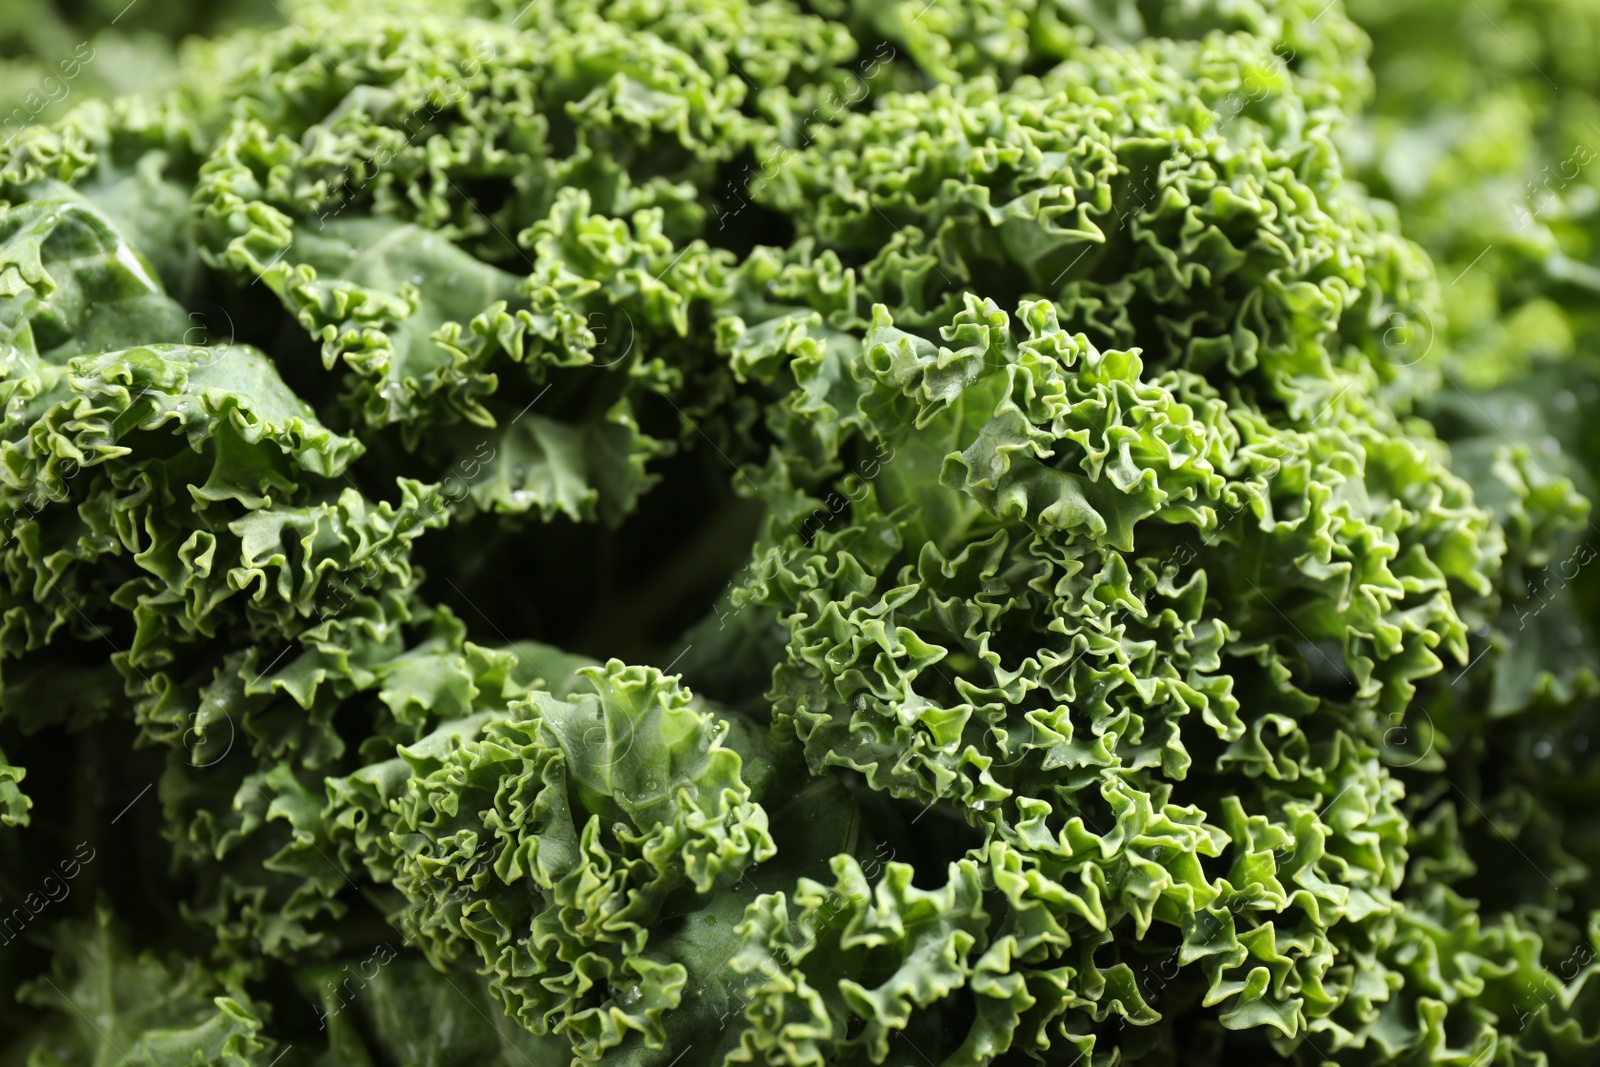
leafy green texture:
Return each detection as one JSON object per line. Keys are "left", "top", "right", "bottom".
{"left": 16, "top": 904, "right": 274, "bottom": 1067}
{"left": 2, "top": 1, "right": 1599, "bottom": 1066}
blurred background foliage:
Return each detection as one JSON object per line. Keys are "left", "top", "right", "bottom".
{"left": 1349, "top": 0, "right": 1600, "bottom": 408}
{"left": 1350, "top": 0, "right": 1600, "bottom": 954}
{"left": 0, "top": 0, "right": 279, "bottom": 128}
